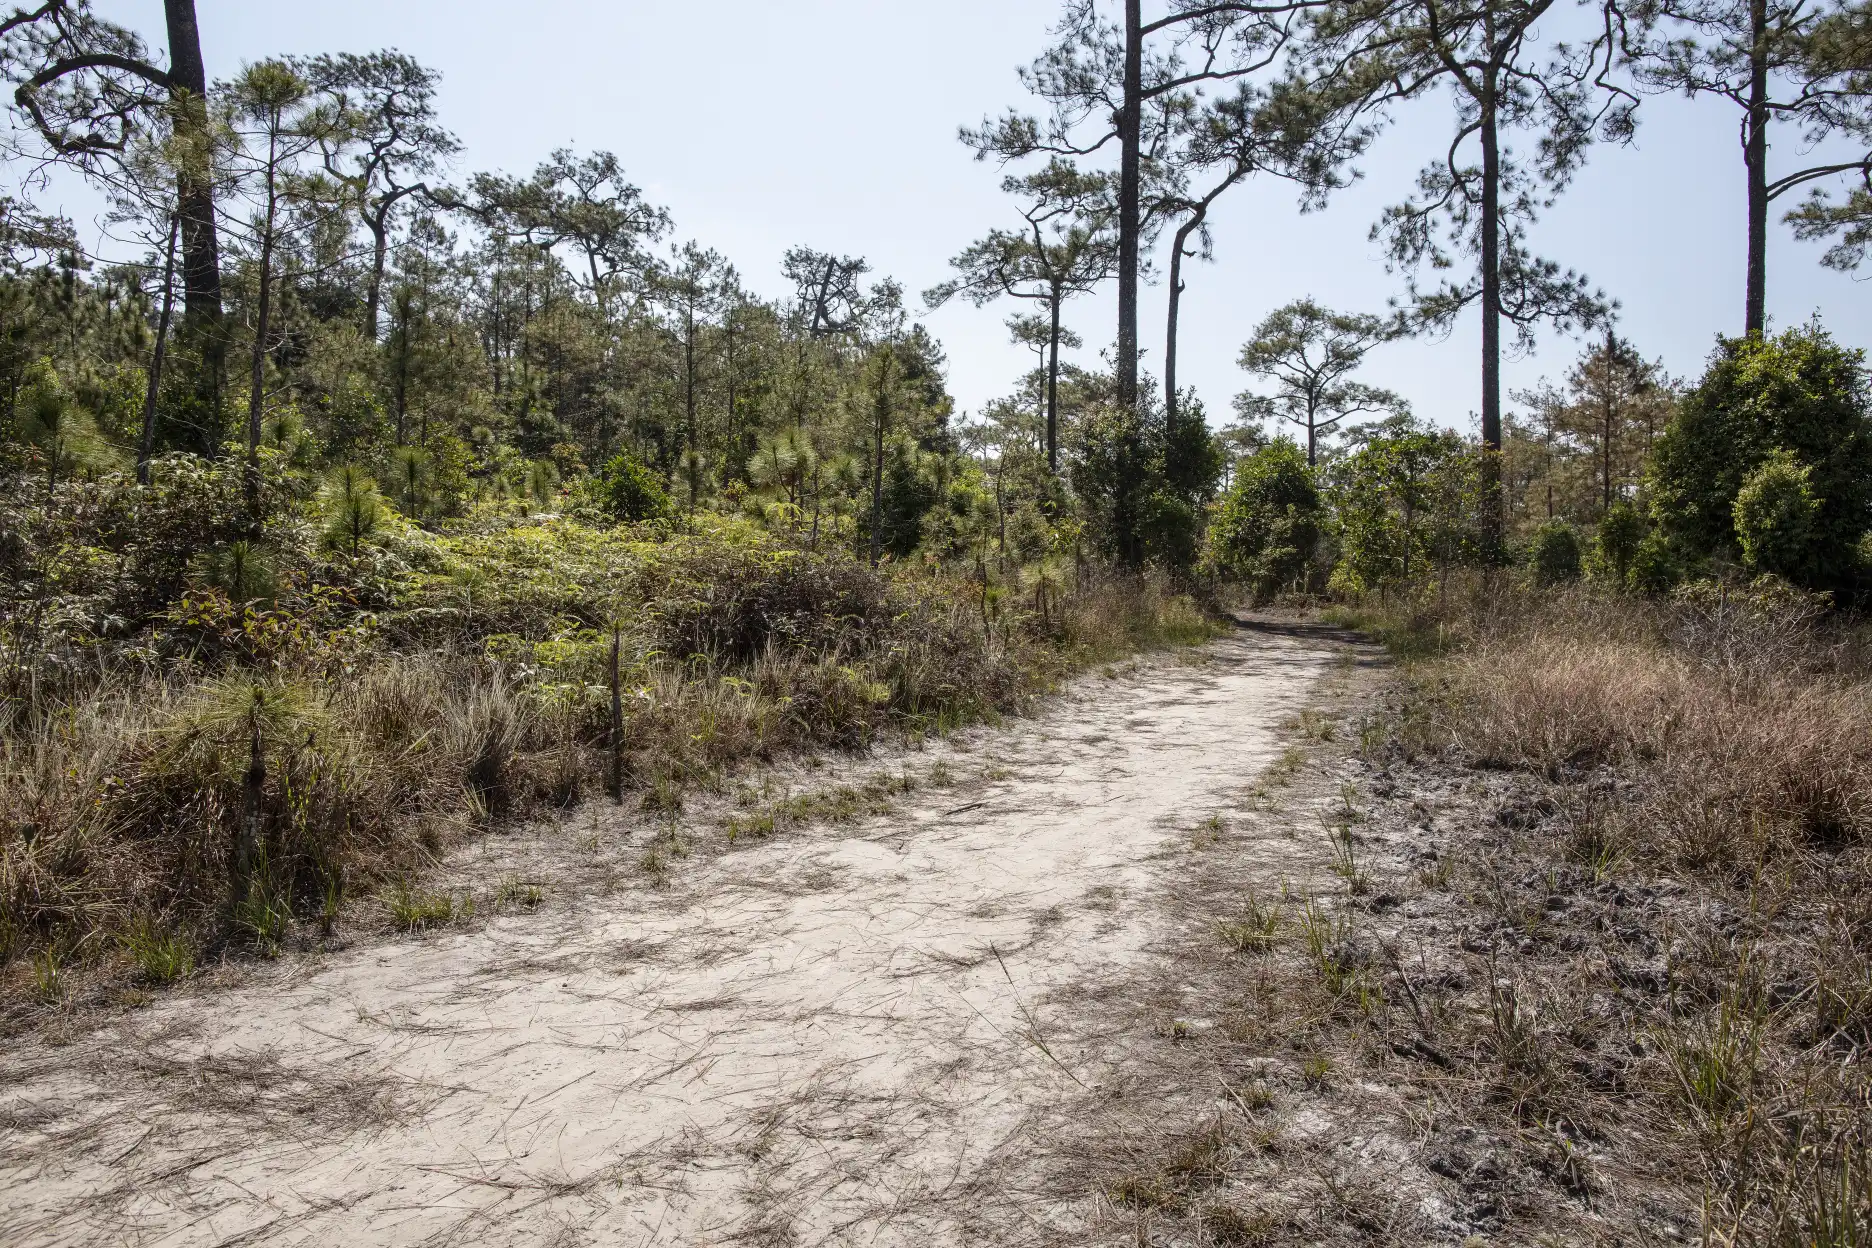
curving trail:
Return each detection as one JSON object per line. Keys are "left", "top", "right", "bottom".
{"left": 0, "top": 625, "right": 1330, "bottom": 1247}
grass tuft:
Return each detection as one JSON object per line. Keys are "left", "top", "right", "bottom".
{"left": 384, "top": 882, "right": 463, "bottom": 931}
{"left": 1218, "top": 891, "right": 1282, "bottom": 954}
{"left": 123, "top": 917, "right": 194, "bottom": 985}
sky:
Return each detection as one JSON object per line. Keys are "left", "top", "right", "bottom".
{"left": 34, "top": 0, "right": 1872, "bottom": 438}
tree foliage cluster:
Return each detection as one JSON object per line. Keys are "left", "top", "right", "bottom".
{"left": 1210, "top": 322, "right": 1872, "bottom": 604}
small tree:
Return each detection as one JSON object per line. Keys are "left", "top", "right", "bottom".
{"left": 1306, "top": 0, "right": 1628, "bottom": 550}
{"left": 322, "top": 464, "right": 382, "bottom": 553}
{"left": 1516, "top": 331, "right": 1672, "bottom": 520}
{"left": 1208, "top": 441, "right": 1324, "bottom": 601}
{"left": 388, "top": 444, "right": 433, "bottom": 519}
{"left": 924, "top": 159, "right": 1114, "bottom": 476}
{"left": 1235, "top": 299, "right": 1405, "bottom": 465}
{"left": 224, "top": 60, "right": 345, "bottom": 521}
{"left": 1628, "top": 531, "right": 1682, "bottom": 595}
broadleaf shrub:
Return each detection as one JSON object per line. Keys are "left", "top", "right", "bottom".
{"left": 1648, "top": 323, "right": 1872, "bottom": 592}
{"left": 1528, "top": 520, "right": 1583, "bottom": 586}
{"left": 1207, "top": 441, "right": 1323, "bottom": 603}
{"left": 1590, "top": 501, "right": 1646, "bottom": 585}
{"left": 1733, "top": 450, "right": 1820, "bottom": 580}
{"left": 600, "top": 452, "right": 672, "bottom": 523}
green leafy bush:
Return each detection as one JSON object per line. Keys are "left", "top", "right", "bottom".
{"left": 600, "top": 451, "right": 672, "bottom": 523}
{"left": 1649, "top": 323, "right": 1872, "bottom": 590}
{"left": 1528, "top": 520, "right": 1583, "bottom": 586}
{"left": 1733, "top": 450, "right": 1820, "bottom": 580}
{"left": 1325, "top": 420, "right": 1481, "bottom": 596}
{"left": 1629, "top": 531, "right": 1683, "bottom": 596}
{"left": 1068, "top": 396, "right": 1221, "bottom": 569}
{"left": 1589, "top": 501, "right": 1647, "bottom": 585}
{"left": 1207, "top": 441, "right": 1323, "bottom": 602}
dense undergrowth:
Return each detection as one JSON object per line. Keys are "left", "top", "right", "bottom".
{"left": 0, "top": 456, "right": 1214, "bottom": 1006}
{"left": 1346, "top": 578, "right": 1872, "bottom": 1242}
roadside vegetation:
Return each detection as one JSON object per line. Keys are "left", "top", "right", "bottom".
{"left": 1152, "top": 323, "right": 1872, "bottom": 1242}
{"left": 1346, "top": 581, "right": 1872, "bottom": 1243}
{"left": 0, "top": 452, "right": 1211, "bottom": 1005}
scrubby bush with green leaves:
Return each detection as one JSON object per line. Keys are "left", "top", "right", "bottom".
{"left": 1207, "top": 441, "right": 1323, "bottom": 602}
{"left": 1732, "top": 450, "right": 1821, "bottom": 581}
{"left": 1326, "top": 420, "right": 1483, "bottom": 597}
{"left": 1648, "top": 323, "right": 1872, "bottom": 592}
{"left": 0, "top": 481, "right": 1214, "bottom": 1002}
{"left": 1588, "top": 500, "right": 1647, "bottom": 585}
{"left": 1628, "top": 531, "right": 1683, "bottom": 596}
{"left": 1528, "top": 519, "right": 1583, "bottom": 585}
{"left": 1069, "top": 393, "right": 1223, "bottom": 570}
{"left": 599, "top": 451, "right": 673, "bottom": 523}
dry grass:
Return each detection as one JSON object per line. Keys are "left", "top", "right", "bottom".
{"left": 0, "top": 540, "right": 1216, "bottom": 1012}
{"left": 1366, "top": 578, "right": 1872, "bottom": 1244}
{"left": 1015, "top": 594, "right": 1872, "bottom": 1246}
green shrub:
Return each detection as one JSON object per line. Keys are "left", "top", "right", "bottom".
{"left": 642, "top": 538, "right": 896, "bottom": 662}
{"left": 1529, "top": 520, "right": 1583, "bottom": 586}
{"left": 1325, "top": 419, "right": 1482, "bottom": 596}
{"left": 1649, "top": 323, "right": 1872, "bottom": 590}
{"left": 599, "top": 451, "right": 672, "bottom": 523}
{"left": 1137, "top": 488, "right": 1200, "bottom": 570}
{"left": 1208, "top": 441, "right": 1323, "bottom": 602}
{"left": 1590, "top": 501, "right": 1647, "bottom": 585}
{"left": 1733, "top": 450, "right": 1820, "bottom": 580}
{"left": 1629, "top": 531, "right": 1683, "bottom": 596}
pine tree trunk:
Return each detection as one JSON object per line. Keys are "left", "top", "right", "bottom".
{"left": 1479, "top": 72, "right": 1505, "bottom": 556}
{"left": 1115, "top": 0, "right": 1145, "bottom": 566}
{"left": 1118, "top": 0, "right": 1142, "bottom": 413}
{"left": 138, "top": 213, "right": 180, "bottom": 485}
{"left": 393, "top": 291, "right": 411, "bottom": 446}
{"left": 870, "top": 351, "right": 890, "bottom": 567}
{"left": 608, "top": 629, "right": 624, "bottom": 805}
{"left": 366, "top": 214, "right": 388, "bottom": 342}
{"left": 164, "top": 0, "right": 224, "bottom": 452}
{"left": 245, "top": 125, "right": 280, "bottom": 524}
{"left": 684, "top": 311, "right": 697, "bottom": 457}
{"left": 1166, "top": 216, "right": 1199, "bottom": 437}
{"left": 1601, "top": 330, "right": 1615, "bottom": 516}
{"left": 1046, "top": 290, "right": 1062, "bottom": 476}
{"left": 1745, "top": 0, "right": 1769, "bottom": 336}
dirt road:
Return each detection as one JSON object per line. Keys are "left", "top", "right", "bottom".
{"left": 0, "top": 625, "right": 1332, "bottom": 1247}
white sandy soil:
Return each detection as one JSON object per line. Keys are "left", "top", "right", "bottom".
{"left": 0, "top": 626, "right": 1328, "bottom": 1247}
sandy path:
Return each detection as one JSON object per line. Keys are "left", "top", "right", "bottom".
{"left": 0, "top": 626, "right": 1329, "bottom": 1247}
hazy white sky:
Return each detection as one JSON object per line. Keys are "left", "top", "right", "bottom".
{"left": 55, "top": 0, "right": 1872, "bottom": 436}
